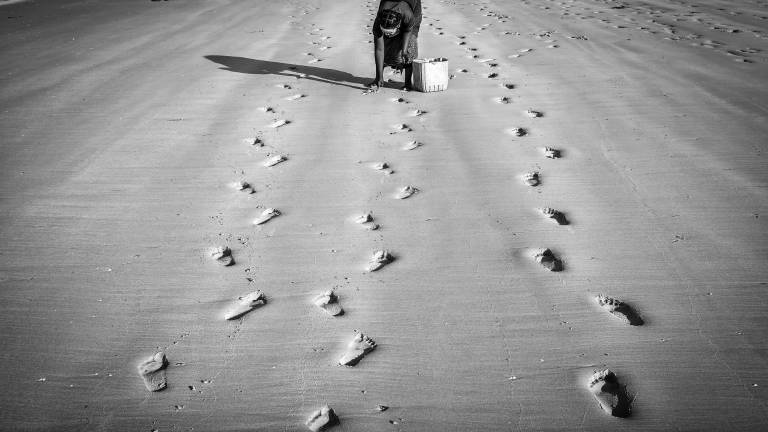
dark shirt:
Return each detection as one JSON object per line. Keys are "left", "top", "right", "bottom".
{"left": 373, "top": 0, "right": 422, "bottom": 37}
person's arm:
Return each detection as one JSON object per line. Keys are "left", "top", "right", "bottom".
{"left": 371, "top": 34, "right": 385, "bottom": 87}
{"left": 399, "top": 30, "right": 412, "bottom": 63}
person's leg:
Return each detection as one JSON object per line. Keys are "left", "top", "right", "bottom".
{"left": 403, "top": 28, "right": 418, "bottom": 90}
{"left": 404, "top": 64, "right": 413, "bottom": 90}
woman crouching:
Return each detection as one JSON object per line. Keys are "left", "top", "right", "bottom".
{"left": 368, "top": 0, "right": 422, "bottom": 91}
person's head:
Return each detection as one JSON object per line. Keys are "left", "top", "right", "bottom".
{"left": 379, "top": 9, "right": 402, "bottom": 38}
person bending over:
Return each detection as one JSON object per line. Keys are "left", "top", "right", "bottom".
{"left": 369, "top": 0, "right": 422, "bottom": 91}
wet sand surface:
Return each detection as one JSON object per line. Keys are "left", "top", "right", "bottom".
{"left": 1, "top": 0, "right": 767, "bottom": 430}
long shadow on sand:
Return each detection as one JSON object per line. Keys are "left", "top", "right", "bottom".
{"left": 205, "top": 55, "right": 390, "bottom": 91}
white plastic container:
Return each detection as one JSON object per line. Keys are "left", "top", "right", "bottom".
{"left": 412, "top": 57, "right": 449, "bottom": 93}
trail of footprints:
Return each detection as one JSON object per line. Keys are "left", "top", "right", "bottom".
{"left": 500, "top": 2, "right": 645, "bottom": 419}
{"left": 136, "top": 3, "right": 422, "bottom": 429}
{"left": 529, "top": 0, "right": 766, "bottom": 63}
{"left": 433, "top": 0, "right": 644, "bottom": 420}
{"left": 135, "top": 0, "right": 648, "bottom": 428}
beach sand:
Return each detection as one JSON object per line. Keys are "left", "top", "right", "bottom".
{"left": 1, "top": 0, "right": 767, "bottom": 430}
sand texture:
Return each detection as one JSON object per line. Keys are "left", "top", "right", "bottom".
{"left": 1, "top": 0, "right": 768, "bottom": 430}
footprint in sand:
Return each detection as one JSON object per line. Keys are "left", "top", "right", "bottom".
{"left": 486, "top": 73, "right": 499, "bottom": 79}
{"left": 307, "top": 58, "right": 322, "bottom": 64}
{"left": 231, "top": 180, "right": 254, "bottom": 194}
{"left": 534, "top": 248, "right": 562, "bottom": 271}
{"left": 507, "top": 127, "right": 527, "bottom": 137}
{"left": 727, "top": 52, "right": 753, "bottom": 63}
{"left": 269, "top": 119, "right": 290, "bottom": 129}
{"left": 223, "top": 290, "right": 266, "bottom": 320}
{"left": 595, "top": 294, "right": 643, "bottom": 325}
{"left": 390, "top": 123, "right": 412, "bottom": 134}
{"left": 286, "top": 93, "right": 306, "bottom": 101}
{"left": 523, "top": 171, "right": 540, "bottom": 186}
{"left": 339, "top": 332, "right": 377, "bottom": 366}
{"left": 394, "top": 185, "right": 419, "bottom": 199}
{"left": 137, "top": 352, "right": 169, "bottom": 392}
{"left": 407, "top": 109, "right": 427, "bottom": 117}
{"left": 391, "top": 97, "right": 409, "bottom": 104}
{"left": 543, "top": 147, "right": 561, "bottom": 159}
{"left": 402, "top": 140, "right": 423, "bottom": 151}
{"left": 371, "top": 162, "right": 394, "bottom": 175}
{"left": 366, "top": 250, "right": 393, "bottom": 272}
{"left": 314, "top": 290, "right": 344, "bottom": 316}
{"left": 354, "top": 212, "right": 380, "bottom": 230}
{"left": 739, "top": 47, "right": 761, "bottom": 54}
{"left": 503, "top": 83, "right": 515, "bottom": 89}
{"left": 538, "top": 207, "right": 569, "bottom": 225}
{"left": 306, "top": 405, "right": 339, "bottom": 431}
{"left": 257, "top": 106, "right": 275, "bottom": 113}
{"left": 210, "top": 246, "right": 235, "bottom": 266}
{"left": 496, "top": 96, "right": 512, "bottom": 104}
{"left": 244, "top": 137, "right": 264, "bottom": 147}
{"left": 253, "top": 208, "right": 281, "bottom": 225}
{"left": 588, "top": 369, "right": 632, "bottom": 417}
{"left": 525, "top": 109, "right": 543, "bottom": 118}
{"left": 263, "top": 154, "right": 288, "bottom": 167}
{"left": 392, "top": 123, "right": 413, "bottom": 132}
{"left": 276, "top": 84, "right": 292, "bottom": 90}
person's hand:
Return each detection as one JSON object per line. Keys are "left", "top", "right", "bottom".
{"left": 364, "top": 79, "right": 384, "bottom": 94}
{"left": 366, "top": 79, "right": 384, "bottom": 89}
{"left": 397, "top": 49, "right": 405, "bottom": 64}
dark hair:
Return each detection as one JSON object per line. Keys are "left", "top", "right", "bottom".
{"left": 379, "top": 9, "right": 402, "bottom": 30}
